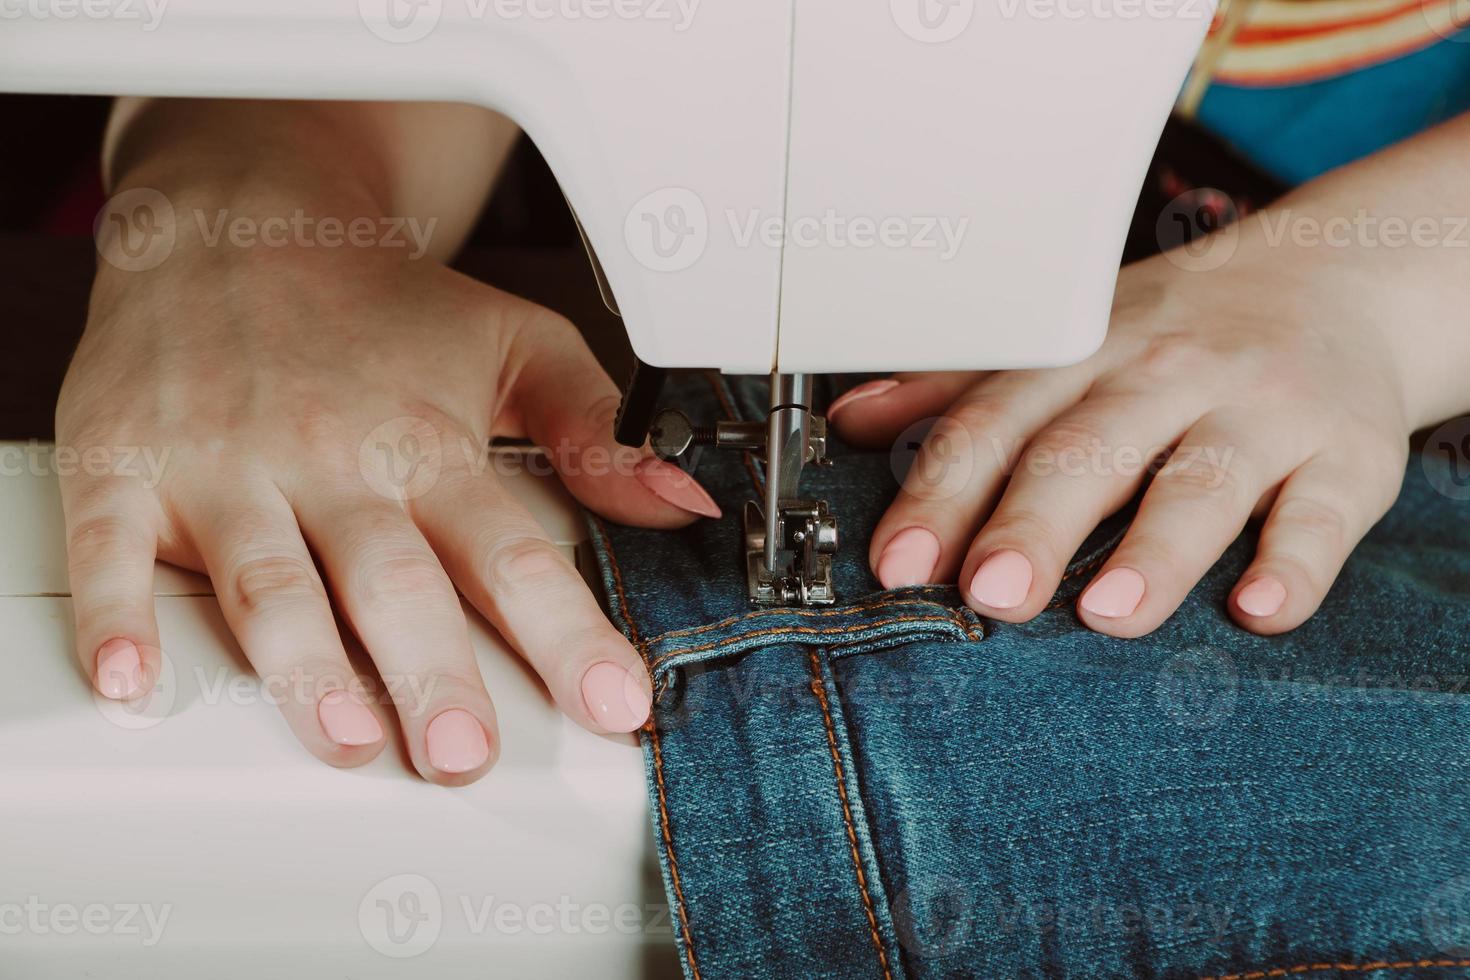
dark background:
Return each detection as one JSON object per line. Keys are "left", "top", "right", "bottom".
{"left": 0, "top": 94, "right": 1285, "bottom": 440}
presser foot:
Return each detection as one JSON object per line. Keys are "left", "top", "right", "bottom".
{"left": 642, "top": 371, "right": 837, "bottom": 608}
{"left": 743, "top": 500, "right": 837, "bottom": 606}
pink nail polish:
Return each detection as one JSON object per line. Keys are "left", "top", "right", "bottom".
{"left": 827, "top": 379, "right": 901, "bottom": 421}
{"left": 968, "top": 550, "right": 1033, "bottom": 610}
{"left": 635, "top": 457, "right": 722, "bottom": 519}
{"left": 94, "top": 638, "right": 146, "bottom": 700}
{"left": 317, "top": 689, "right": 384, "bottom": 746}
{"left": 1080, "top": 568, "right": 1147, "bottom": 619}
{"left": 581, "top": 662, "right": 652, "bottom": 733}
{"left": 1236, "top": 576, "right": 1286, "bottom": 618}
{"left": 425, "top": 708, "right": 490, "bottom": 774}
{"left": 876, "top": 527, "right": 942, "bottom": 589}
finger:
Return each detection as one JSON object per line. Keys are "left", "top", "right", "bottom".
{"left": 959, "top": 390, "right": 1192, "bottom": 621}
{"left": 827, "top": 372, "right": 985, "bottom": 450}
{"left": 413, "top": 469, "right": 652, "bottom": 735}
{"left": 1076, "top": 412, "right": 1282, "bottom": 637}
{"left": 868, "top": 366, "right": 1094, "bottom": 589}
{"left": 58, "top": 473, "right": 163, "bottom": 702}
{"left": 181, "top": 483, "right": 390, "bottom": 767}
{"left": 1229, "top": 453, "right": 1401, "bottom": 635}
{"left": 499, "top": 310, "right": 718, "bottom": 528}
{"left": 295, "top": 492, "right": 498, "bottom": 786}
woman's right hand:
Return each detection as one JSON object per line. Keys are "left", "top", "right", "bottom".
{"left": 62, "top": 207, "right": 717, "bottom": 786}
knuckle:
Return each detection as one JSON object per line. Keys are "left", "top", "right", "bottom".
{"left": 483, "top": 535, "right": 569, "bottom": 595}
{"left": 355, "top": 551, "right": 454, "bottom": 607}
{"left": 983, "top": 508, "right": 1059, "bottom": 553}
{"left": 578, "top": 394, "right": 622, "bottom": 444}
{"left": 1030, "top": 417, "right": 1111, "bottom": 459}
{"left": 1274, "top": 495, "right": 1351, "bottom": 552}
{"left": 67, "top": 514, "right": 149, "bottom": 569}
{"left": 1136, "top": 333, "right": 1208, "bottom": 380}
{"left": 228, "top": 554, "right": 325, "bottom": 613}
{"left": 945, "top": 397, "right": 1004, "bottom": 437}
{"left": 1157, "top": 449, "right": 1248, "bottom": 510}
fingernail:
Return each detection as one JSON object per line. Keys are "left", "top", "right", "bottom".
{"left": 827, "top": 379, "right": 901, "bottom": 421}
{"left": 876, "top": 527, "right": 941, "bottom": 589}
{"left": 1236, "top": 576, "right": 1286, "bottom": 617}
{"left": 1080, "top": 568, "right": 1147, "bottom": 619}
{"left": 317, "top": 689, "right": 384, "bottom": 747}
{"left": 94, "top": 638, "right": 146, "bottom": 700}
{"left": 968, "top": 550, "right": 1033, "bottom": 610}
{"left": 425, "top": 708, "right": 490, "bottom": 774}
{"left": 635, "top": 457, "right": 721, "bottom": 519}
{"left": 581, "top": 661, "right": 652, "bottom": 733}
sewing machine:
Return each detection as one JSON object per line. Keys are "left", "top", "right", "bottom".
{"left": 0, "top": 1, "right": 1209, "bottom": 601}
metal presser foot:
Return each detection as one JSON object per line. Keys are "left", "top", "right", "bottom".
{"left": 634, "top": 370, "right": 837, "bottom": 607}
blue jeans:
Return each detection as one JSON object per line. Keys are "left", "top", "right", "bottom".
{"left": 587, "top": 373, "right": 1470, "bottom": 980}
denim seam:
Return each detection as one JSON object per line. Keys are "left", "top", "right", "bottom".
{"left": 651, "top": 588, "right": 967, "bottom": 645}
{"left": 1045, "top": 531, "right": 1127, "bottom": 610}
{"left": 646, "top": 612, "right": 983, "bottom": 674}
{"left": 590, "top": 515, "right": 703, "bottom": 980}
{"left": 1199, "top": 957, "right": 1470, "bottom": 980}
{"left": 807, "top": 650, "right": 898, "bottom": 980}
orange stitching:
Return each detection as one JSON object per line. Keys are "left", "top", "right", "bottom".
{"left": 703, "top": 370, "right": 766, "bottom": 496}
{"left": 648, "top": 613, "right": 980, "bottom": 672}
{"left": 1044, "top": 549, "right": 1119, "bottom": 610}
{"left": 1198, "top": 957, "right": 1470, "bottom": 980}
{"left": 653, "top": 592, "right": 969, "bottom": 644}
{"left": 808, "top": 651, "right": 895, "bottom": 980}
{"left": 591, "top": 516, "right": 702, "bottom": 980}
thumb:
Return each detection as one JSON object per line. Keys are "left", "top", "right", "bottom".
{"left": 506, "top": 315, "right": 721, "bottom": 528}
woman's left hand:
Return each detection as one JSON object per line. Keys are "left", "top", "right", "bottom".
{"left": 828, "top": 244, "right": 1414, "bottom": 636}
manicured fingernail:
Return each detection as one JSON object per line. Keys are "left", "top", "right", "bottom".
{"left": 425, "top": 708, "right": 489, "bottom": 774}
{"left": 1080, "top": 568, "right": 1147, "bottom": 619}
{"left": 635, "top": 457, "right": 721, "bottom": 519}
{"left": 1236, "top": 576, "right": 1286, "bottom": 617}
{"left": 317, "top": 689, "right": 383, "bottom": 747}
{"left": 876, "top": 527, "right": 942, "bottom": 589}
{"left": 968, "top": 550, "right": 1033, "bottom": 610}
{"left": 827, "top": 379, "right": 901, "bottom": 421}
{"left": 94, "top": 638, "right": 146, "bottom": 700}
{"left": 581, "top": 661, "right": 652, "bottom": 733}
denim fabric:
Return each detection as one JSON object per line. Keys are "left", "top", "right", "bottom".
{"left": 586, "top": 373, "right": 1470, "bottom": 980}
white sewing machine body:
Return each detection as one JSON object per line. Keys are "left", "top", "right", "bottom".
{"left": 0, "top": 0, "right": 1211, "bottom": 373}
